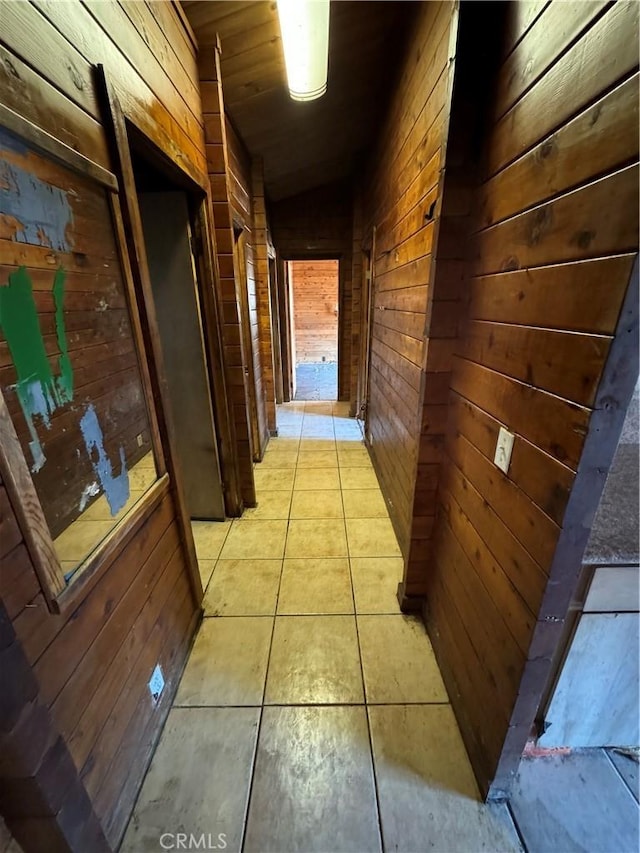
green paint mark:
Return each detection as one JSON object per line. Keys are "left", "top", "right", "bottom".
{"left": 0, "top": 265, "right": 73, "bottom": 470}
{"left": 53, "top": 268, "right": 73, "bottom": 400}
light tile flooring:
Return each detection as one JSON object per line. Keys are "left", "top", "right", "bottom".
{"left": 122, "top": 402, "right": 522, "bottom": 853}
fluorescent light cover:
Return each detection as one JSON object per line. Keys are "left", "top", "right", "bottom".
{"left": 277, "top": 0, "right": 330, "bottom": 102}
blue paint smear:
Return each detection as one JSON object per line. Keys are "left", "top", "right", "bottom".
{"left": 79, "top": 403, "right": 129, "bottom": 516}
{"left": 0, "top": 145, "right": 73, "bottom": 251}
{"left": 0, "top": 127, "right": 29, "bottom": 156}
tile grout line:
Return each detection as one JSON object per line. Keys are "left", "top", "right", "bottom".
{"left": 171, "top": 701, "right": 453, "bottom": 709}
{"left": 239, "top": 437, "right": 290, "bottom": 853}
{"left": 602, "top": 747, "right": 640, "bottom": 804}
{"left": 506, "top": 799, "right": 529, "bottom": 853}
{"left": 340, "top": 437, "right": 386, "bottom": 853}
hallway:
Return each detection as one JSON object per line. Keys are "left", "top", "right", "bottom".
{"left": 121, "top": 402, "right": 521, "bottom": 852}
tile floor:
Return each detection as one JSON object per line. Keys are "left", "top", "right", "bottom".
{"left": 122, "top": 402, "right": 522, "bottom": 852}
{"left": 294, "top": 362, "right": 338, "bottom": 401}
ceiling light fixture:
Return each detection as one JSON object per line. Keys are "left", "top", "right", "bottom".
{"left": 277, "top": 0, "right": 330, "bottom": 102}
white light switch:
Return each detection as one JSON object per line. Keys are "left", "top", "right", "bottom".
{"left": 494, "top": 426, "right": 514, "bottom": 474}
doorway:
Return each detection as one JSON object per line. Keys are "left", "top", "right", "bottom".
{"left": 289, "top": 259, "right": 339, "bottom": 401}
{"left": 130, "top": 144, "right": 226, "bottom": 521}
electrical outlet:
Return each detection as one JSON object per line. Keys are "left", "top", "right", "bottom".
{"left": 148, "top": 663, "right": 165, "bottom": 704}
{"left": 494, "top": 426, "right": 514, "bottom": 474}
{"left": 136, "top": 433, "right": 143, "bottom": 447}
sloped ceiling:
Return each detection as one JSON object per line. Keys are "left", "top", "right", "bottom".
{"left": 182, "top": 0, "right": 413, "bottom": 200}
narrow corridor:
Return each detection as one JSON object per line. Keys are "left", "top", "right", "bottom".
{"left": 121, "top": 403, "right": 521, "bottom": 852}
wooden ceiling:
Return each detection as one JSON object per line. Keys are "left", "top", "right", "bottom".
{"left": 182, "top": 0, "right": 413, "bottom": 200}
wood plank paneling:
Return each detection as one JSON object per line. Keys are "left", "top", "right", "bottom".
{"left": 421, "top": 0, "right": 639, "bottom": 800}
{"left": 361, "top": 1, "right": 458, "bottom": 560}
{"left": 199, "top": 44, "right": 258, "bottom": 499}
{"left": 0, "top": 2, "right": 203, "bottom": 846}
{"left": 251, "top": 159, "right": 276, "bottom": 436}
{"left": 184, "top": 0, "right": 412, "bottom": 200}
{"left": 271, "top": 182, "right": 354, "bottom": 401}
{"left": 0, "top": 481, "right": 196, "bottom": 849}
{"left": 0, "top": 134, "right": 152, "bottom": 539}
{"left": 290, "top": 261, "right": 339, "bottom": 365}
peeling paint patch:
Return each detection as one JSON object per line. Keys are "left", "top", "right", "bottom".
{"left": 79, "top": 481, "right": 100, "bottom": 512}
{"left": 0, "top": 131, "right": 73, "bottom": 251}
{"left": 79, "top": 404, "right": 129, "bottom": 516}
{"left": 0, "top": 266, "right": 73, "bottom": 470}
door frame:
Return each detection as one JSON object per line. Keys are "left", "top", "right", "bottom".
{"left": 358, "top": 226, "right": 376, "bottom": 433}
{"left": 233, "top": 223, "right": 262, "bottom": 461}
{"left": 276, "top": 256, "right": 294, "bottom": 402}
{"left": 97, "top": 73, "right": 242, "bottom": 520}
{"left": 284, "top": 255, "right": 342, "bottom": 401}
{"left": 269, "top": 254, "right": 284, "bottom": 406}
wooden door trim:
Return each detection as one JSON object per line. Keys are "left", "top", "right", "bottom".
{"left": 233, "top": 225, "right": 262, "bottom": 462}
{"left": 192, "top": 198, "right": 243, "bottom": 515}
{"left": 277, "top": 257, "right": 293, "bottom": 402}
{"left": 269, "top": 257, "right": 284, "bottom": 406}
{"left": 95, "top": 67, "right": 203, "bottom": 609}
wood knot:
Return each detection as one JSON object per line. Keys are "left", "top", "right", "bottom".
{"left": 574, "top": 230, "right": 596, "bottom": 249}
{"left": 3, "top": 57, "right": 21, "bottom": 80}
{"left": 528, "top": 205, "right": 553, "bottom": 247}
{"left": 538, "top": 137, "right": 556, "bottom": 161}
{"left": 67, "top": 60, "right": 85, "bottom": 91}
{"left": 501, "top": 256, "right": 520, "bottom": 272}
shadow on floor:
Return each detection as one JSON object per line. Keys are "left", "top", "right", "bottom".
{"left": 295, "top": 362, "right": 337, "bottom": 401}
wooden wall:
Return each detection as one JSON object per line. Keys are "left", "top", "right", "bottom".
{"left": 199, "top": 43, "right": 259, "bottom": 500}
{"left": 0, "top": 565, "right": 108, "bottom": 853}
{"left": 226, "top": 121, "right": 269, "bottom": 460}
{"left": 350, "top": 194, "right": 363, "bottom": 416}
{"left": 270, "top": 182, "right": 353, "bottom": 400}
{"left": 290, "top": 261, "right": 339, "bottom": 364}
{"left": 0, "top": 476, "right": 196, "bottom": 848}
{"left": 0, "top": 1, "right": 204, "bottom": 846}
{"left": 251, "top": 159, "right": 276, "bottom": 437}
{"left": 423, "top": 0, "right": 639, "bottom": 797}
{"left": 361, "top": 1, "right": 458, "bottom": 558}
{"left": 0, "top": 131, "right": 151, "bottom": 539}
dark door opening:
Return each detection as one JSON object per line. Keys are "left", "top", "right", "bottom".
{"left": 130, "top": 144, "right": 226, "bottom": 520}
{"left": 289, "top": 259, "right": 339, "bottom": 401}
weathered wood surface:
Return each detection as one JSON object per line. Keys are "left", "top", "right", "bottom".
{"left": 0, "top": 2, "right": 204, "bottom": 846}
{"left": 361, "top": 1, "right": 458, "bottom": 560}
{"left": 200, "top": 43, "right": 258, "bottom": 501}
{"left": 422, "top": 0, "right": 639, "bottom": 799}
{"left": 0, "top": 132, "right": 152, "bottom": 539}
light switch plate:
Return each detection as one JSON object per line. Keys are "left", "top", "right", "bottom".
{"left": 148, "top": 663, "right": 165, "bottom": 704}
{"left": 494, "top": 426, "right": 515, "bottom": 474}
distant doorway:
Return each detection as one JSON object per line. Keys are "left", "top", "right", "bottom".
{"left": 290, "top": 260, "right": 339, "bottom": 401}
